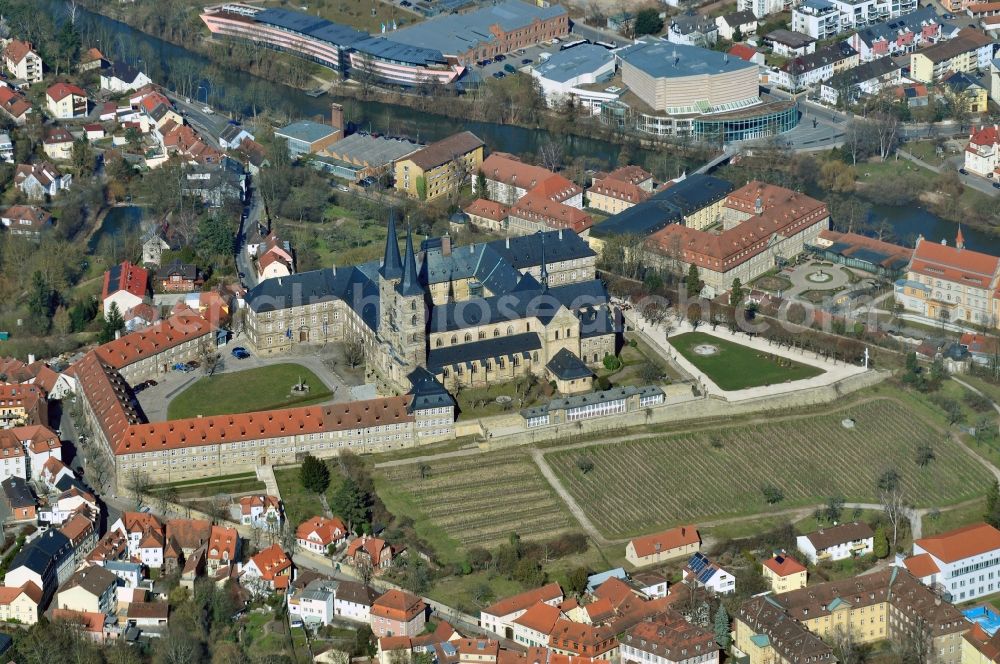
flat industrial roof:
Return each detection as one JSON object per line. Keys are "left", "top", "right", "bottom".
{"left": 386, "top": 0, "right": 567, "bottom": 56}
{"left": 353, "top": 36, "right": 446, "bottom": 65}
{"left": 534, "top": 44, "right": 615, "bottom": 83}
{"left": 255, "top": 7, "right": 369, "bottom": 47}
{"left": 323, "top": 133, "right": 422, "bottom": 168}
{"left": 276, "top": 120, "right": 339, "bottom": 144}
{"left": 618, "top": 39, "right": 754, "bottom": 79}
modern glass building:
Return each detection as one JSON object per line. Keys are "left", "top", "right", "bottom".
{"left": 599, "top": 99, "right": 799, "bottom": 143}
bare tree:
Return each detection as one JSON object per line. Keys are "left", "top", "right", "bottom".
{"left": 66, "top": 0, "right": 80, "bottom": 27}
{"left": 343, "top": 337, "right": 366, "bottom": 369}
{"left": 877, "top": 467, "right": 907, "bottom": 553}
{"left": 538, "top": 140, "right": 565, "bottom": 173}
{"left": 126, "top": 468, "right": 152, "bottom": 510}
{"left": 831, "top": 625, "right": 862, "bottom": 664}
{"left": 198, "top": 339, "right": 222, "bottom": 376}
{"left": 894, "top": 616, "right": 934, "bottom": 664}
{"left": 356, "top": 553, "right": 375, "bottom": 588}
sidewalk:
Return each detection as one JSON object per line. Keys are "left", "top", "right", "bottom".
{"left": 626, "top": 312, "right": 869, "bottom": 401}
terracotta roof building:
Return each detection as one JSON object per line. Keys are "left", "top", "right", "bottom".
{"left": 812, "top": 229, "right": 912, "bottom": 278}
{"left": 100, "top": 261, "right": 149, "bottom": 318}
{"left": 371, "top": 589, "right": 427, "bottom": 637}
{"left": 620, "top": 610, "right": 718, "bottom": 664}
{"left": 241, "top": 543, "right": 293, "bottom": 594}
{"left": 626, "top": 526, "right": 700, "bottom": 567}
{"left": 647, "top": 181, "right": 829, "bottom": 298}
{"left": 296, "top": 516, "right": 347, "bottom": 553}
{"left": 464, "top": 198, "right": 510, "bottom": 232}
{"left": 3, "top": 40, "right": 42, "bottom": 85}
{"left": 895, "top": 230, "right": 1000, "bottom": 329}
{"left": 393, "top": 131, "right": 485, "bottom": 201}
{"left": 905, "top": 522, "right": 1000, "bottom": 601}
{"left": 796, "top": 521, "right": 874, "bottom": 563}
{"left": 1, "top": 205, "right": 52, "bottom": 239}
{"left": 93, "top": 312, "right": 214, "bottom": 383}
{"left": 482, "top": 583, "right": 565, "bottom": 637}
{"left": 761, "top": 553, "right": 807, "bottom": 593}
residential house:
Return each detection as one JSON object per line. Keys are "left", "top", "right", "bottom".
{"left": 52, "top": 609, "right": 111, "bottom": 643}
{"left": 371, "top": 589, "right": 426, "bottom": 637}
{"left": 393, "top": 131, "right": 485, "bottom": 201}
{"left": 738, "top": 0, "right": 789, "bottom": 19}
{"left": 206, "top": 524, "right": 240, "bottom": 573}
{"left": 346, "top": 535, "right": 395, "bottom": 571}
{"left": 762, "top": 553, "right": 808, "bottom": 592}
{"left": 55, "top": 566, "right": 119, "bottom": 615}
{"left": 632, "top": 572, "right": 668, "bottom": 599}
{"left": 288, "top": 574, "right": 337, "bottom": 625}
{"left": 476, "top": 153, "right": 581, "bottom": 207}
{"left": 42, "top": 127, "right": 75, "bottom": 162}
{"left": 894, "top": 230, "right": 1000, "bottom": 326}
{"left": 78, "top": 48, "right": 106, "bottom": 72}
{"left": 847, "top": 7, "right": 942, "bottom": 61}
{"left": 240, "top": 544, "right": 294, "bottom": 595}
{"left": 100, "top": 62, "right": 153, "bottom": 93}
{"left": 239, "top": 495, "right": 282, "bottom": 529}
{"left": 84, "top": 124, "right": 105, "bottom": 141}
{"left": 942, "top": 70, "right": 989, "bottom": 112}
{"left": 1, "top": 205, "right": 51, "bottom": 240}
{"left": 0, "top": 88, "right": 31, "bottom": 125}
{"left": 729, "top": 43, "right": 767, "bottom": 65}
{"left": 910, "top": 27, "right": 994, "bottom": 82}
{"left": 625, "top": 526, "right": 700, "bottom": 567}
{"left": 0, "top": 430, "right": 27, "bottom": 483}
{"left": 0, "top": 133, "right": 14, "bottom": 163}
{"left": 507, "top": 191, "right": 593, "bottom": 235}
{"left": 59, "top": 511, "right": 99, "bottom": 567}
{"left": 155, "top": 260, "right": 201, "bottom": 293}
{"left": 5, "top": 529, "right": 75, "bottom": 608}
{"left": 42, "top": 483, "right": 98, "bottom": 527}
{"left": 45, "top": 83, "right": 88, "bottom": 119}
{"left": 296, "top": 516, "right": 347, "bottom": 554}
{"left": 111, "top": 512, "right": 165, "bottom": 566}
{"left": 620, "top": 610, "right": 719, "bottom": 664}
{"left": 0, "top": 582, "right": 42, "bottom": 625}
{"left": 335, "top": 580, "right": 378, "bottom": 623}
{"left": 667, "top": 14, "right": 719, "bottom": 46}
{"left": 772, "top": 42, "right": 860, "bottom": 92}
{"left": 513, "top": 602, "right": 563, "bottom": 647}
{"left": 766, "top": 29, "right": 817, "bottom": 57}
{"left": 255, "top": 236, "right": 294, "bottom": 282}
{"left": 481, "top": 584, "right": 565, "bottom": 639}
{"left": 1, "top": 476, "right": 35, "bottom": 521}
{"left": 716, "top": 10, "right": 758, "bottom": 39}
{"left": 236, "top": 137, "right": 270, "bottom": 175}
{"left": 683, "top": 552, "right": 735, "bottom": 594}
{"left": 964, "top": 623, "right": 1000, "bottom": 664}
{"left": 13, "top": 424, "right": 61, "bottom": 480}
{"left": 14, "top": 162, "right": 71, "bottom": 199}
{"left": 101, "top": 261, "right": 149, "bottom": 318}
{"left": 142, "top": 231, "right": 170, "bottom": 267}
{"left": 219, "top": 123, "right": 254, "bottom": 150}
{"left": 0, "top": 383, "right": 46, "bottom": 428}
{"left": 40, "top": 458, "right": 73, "bottom": 490}
{"left": 820, "top": 57, "right": 901, "bottom": 105}
{"left": 125, "top": 601, "right": 169, "bottom": 629}
{"left": 903, "top": 522, "right": 1000, "bottom": 601}
{"left": 3, "top": 40, "right": 42, "bottom": 86}
{"left": 182, "top": 162, "right": 246, "bottom": 207}
{"left": 894, "top": 82, "right": 930, "bottom": 105}
{"left": 796, "top": 521, "right": 875, "bottom": 563}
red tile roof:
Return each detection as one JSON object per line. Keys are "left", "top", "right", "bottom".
{"left": 0, "top": 430, "right": 26, "bottom": 458}
{"left": 970, "top": 125, "right": 1000, "bottom": 148}
{"left": 465, "top": 198, "right": 510, "bottom": 222}
{"left": 52, "top": 609, "right": 105, "bottom": 634}
{"left": 915, "top": 523, "right": 1000, "bottom": 563}
{"left": 94, "top": 312, "right": 212, "bottom": 370}
{"left": 903, "top": 552, "right": 941, "bottom": 577}
{"left": 589, "top": 176, "right": 649, "bottom": 205}
{"left": 240, "top": 494, "right": 281, "bottom": 516}
{"left": 3, "top": 40, "right": 37, "bottom": 67}
{"left": 910, "top": 235, "right": 1000, "bottom": 288}
{"left": 248, "top": 543, "right": 292, "bottom": 581}
{"left": 0, "top": 87, "right": 31, "bottom": 119}
{"left": 515, "top": 602, "right": 562, "bottom": 633}
{"left": 482, "top": 153, "right": 555, "bottom": 191}
{"left": 46, "top": 82, "right": 86, "bottom": 103}
{"left": 2, "top": 205, "right": 51, "bottom": 230}
{"left": 729, "top": 43, "right": 760, "bottom": 61}
{"left": 208, "top": 525, "right": 239, "bottom": 562}
{"left": 0, "top": 581, "right": 41, "bottom": 606}
{"left": 965, "top": 623, "right": 1000, "bottom": 662}
{"left": 101, "top": 261, "right": 149, "bottom": 302}
{"left": 510, "top": 191, "right": 592, "bottom": 233}
{"left": 372, "top": 589, "right": 425, "bottom": 621}
{"left": 602, "top": 165, "right": 653, "bottom": 186}
{"left": 629, "top": 526, "right": 699, "bottom": 558}
{"left": 296, "top": 516, "right": 346, "bottom": 545}
{"left": 485, "top": 583, "right": 563, "bottom": 617}
{"left": 762, "top": 554, "right": 806, "bottom": 576}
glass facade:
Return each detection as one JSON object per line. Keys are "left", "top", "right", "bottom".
{"left": 599, "top": 101, "right": 800, "bottom": 143}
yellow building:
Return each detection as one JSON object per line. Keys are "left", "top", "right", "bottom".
{"left": 394, "top": 131, "right": 484, "bottom": 201}
{"left": 761, "top": 554, "right": 807, "bottom": 593}
{"left": 734, "top": 569, "right": 967, "bottom": 664}
{"left": 942, "top": 72, "right": 989, "bottom": 113}
{"left": 625, "top": 526, "right": 700, "bottom": 567}
{"left": 964, "top": 623, "right": 1000, "bottom": 664}
{"left": 910, "top": 27, "right": 993, "bottom": 83}
{"left": 0, "top": 582, "right": 41, "bottom": 625}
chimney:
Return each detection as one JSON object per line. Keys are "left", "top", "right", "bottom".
{"left": 940, "top": 238, "right": 947, "bottom": 246}
{"left": 27, "top": 354, "right": 35, "bottom": 364}
{"left": 558, "top": 228, "right": 563, "bottom": 240}
{"left": 506, "top": 236, "right": 510, "bottom": 249}
{"left": 331, "top": 102, "right": 344, "bottom": 134}
{"left": 442, "top": 234, "right": 452, "bottom": 256}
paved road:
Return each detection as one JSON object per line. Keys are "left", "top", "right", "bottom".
{"left": 167, "top": 94, "right": 228, "bottom": 148}
{"left": 237, "top": 187, "right": 263, "bottom": 290}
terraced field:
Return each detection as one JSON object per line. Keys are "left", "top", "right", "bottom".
{"left": 546, "top": 399, "right": 991, "bottom": 540}
{"left": 376, "top": 451, "right": 575, "bottom": 552}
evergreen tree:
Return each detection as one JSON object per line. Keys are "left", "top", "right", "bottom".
{"left": 987, "top": 480, "right": 1000, "bottom": 528}
{"left": 476, "top": 170, "right": 488, "bottom": 196}
{"left": 299, "top": 454, "right": 330, "bottom": 494}
{"left": 713, "top": 605, "right": 731, "bottom": 649}
{"left": 686, "top": 264, "right": 702, "bottom": 299}
{"left": 873, "top": 524, "right": 889, "bottom": 558}
{"left": 730, "top": 278, "right": 744, "bottom": 307}
{"left": 330, "top": 476, "right": 367, "bottom": 533}
{"left": 732, "top": 25, "right": 744, "bottom": 42}
{"left": 99, "top": 302, "right": 125, "bottom": 343}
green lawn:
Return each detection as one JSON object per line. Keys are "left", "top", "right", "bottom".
{"left": 167, "top": 364, "right": 333, "bottom": 419}
{"left": 670, "top": 331, "right": 825, "bottom": 390}
{"left": 273, "top": 465, "right": 345, "bottom": 528}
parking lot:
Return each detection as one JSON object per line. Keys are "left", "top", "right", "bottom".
{"left": 471, "top": 35, "right": 611, "bottom": 81}
{"left": 136, "top": 342, "right": 361, "bottom": 422}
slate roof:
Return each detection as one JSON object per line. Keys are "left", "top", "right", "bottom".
{"left": 854, "top": 7, "right": 938, "bottom": 47}
{"left": 407, "top": 368, "right": 456, "bottom": 412}
{"left": 427, "top": 332, "right": 541, "bottom": 371}
{"left": 591, "top": 175, "right": 734, "bottom": 239}
{"left": 520, "top": 385, "right": 664, "bottom": 418}
{"left": 546, "top": 348, "right": 593, "bottom": 380}
{"left": 11, "top": 529, "right": 71, "bottom": 576}
{"left": 402, "top": 131, "right": 483, "bottom": 172}
{"left": 1, "top": 476, "right": 34, "bottom": 509}
{"left": 276, "top": 120, "right": 340, "bottom": 144}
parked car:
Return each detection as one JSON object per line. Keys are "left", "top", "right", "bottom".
{"left": 232, "top": 347, "right": 251, "bottom": 359}
{"left": 960, "top": 168, "right": 968, "bottom": 175}
{"left": 172, "top": 363, "right": 192, "bottom": 373}
{"left": 521, "top": 58, "right": 532, "bottom": 64}
{"left": 186, "top": 360, "right": 201, "bottom": 369}
{"left": 494, "top": 54, "right": 506, "bottom": 62}
{"left": 492, "top": 71, "right": 505, "bottom": 78}
{"left": 504, "top": 64, "right": 516, "bottom": 73}
{"left": 993, "top": 181, "right": 1000, "bottom": 189}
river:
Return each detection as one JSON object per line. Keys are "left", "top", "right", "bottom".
{"left": 58, "top": 0, "right": 1000, "bottom": 255}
